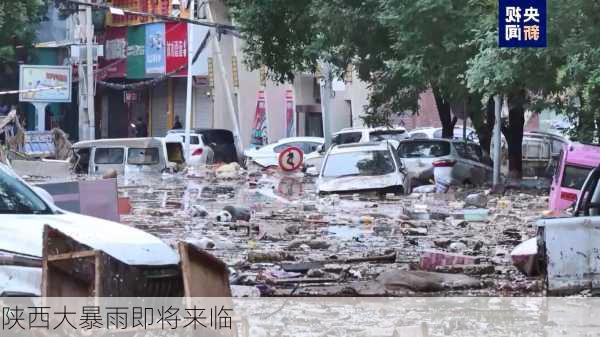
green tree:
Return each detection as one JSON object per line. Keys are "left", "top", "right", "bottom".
{"left": 0, "top": 0, "right": 49, "bottom": 96}
{"left": 550, "top": 0, "right": 600, "bottom": 143}
{"left": 465, "top": 0, "right": 566, "bottom": 178}
{"left": 228, "top": 0, "right": 482, "bottom": 138}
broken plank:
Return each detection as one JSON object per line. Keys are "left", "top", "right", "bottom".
{"left": 281, "top": 262, "right": 324, "bottom": 273}
{"left": 270, "top": 277, "right": 339, "bottom": 285}
{"left": 47, "top": 250, "right": 99, "bottom": 262}
{"left": 342, "top": 253, "right": 397, "bottom": 264}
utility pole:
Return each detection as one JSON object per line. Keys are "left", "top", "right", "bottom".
{"left": 230, "top": 18, "right": 244, "bottom": 149}
{"left": 319, "top": 62, "right": 333, "bottom": 149}
{"left": 184, "top": 0, "right": 195, "bottom": 161}
{"left": 85, "top": 3, "right": 95, "bottom": 140}
{"left": 493, "top": 95, "right": 502, "bottom": 188}
{"left": 77, "top": 2, "right": 95, "bottom": 141}
{"left": 206, "top": 1, "right": 243, "bottom": 158}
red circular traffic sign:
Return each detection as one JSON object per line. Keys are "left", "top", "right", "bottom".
{"left": 278, "top": 146, "right": 304, "bottom": 172}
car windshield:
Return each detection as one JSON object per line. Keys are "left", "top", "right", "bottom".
{"left": 398, "top": 141, "right": 451, "bottom": 158}
{"left": 562, "top": 165, "right": 592, "bottom": 190}
{"left": 0, "top": 168, "right": 52, "bottom": 214}
{"left": 333, "top": 132, "right": 362, "bottom": 145}
{"left": 370, "top": 130, "right": 406, "bottom": 142}
{"left": 323, "top": 150, "right": 396, "bottom": 178}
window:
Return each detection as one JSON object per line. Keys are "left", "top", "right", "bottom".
{"left": 467, "top": 144, "right": 483, "bottom": 162}
{"left": 274, "top": 143, "right": 296, "bottom": 153}
{"left": 332, "top": 132, "right": 362, "bottom": 145}
{"left": 94, "top": 148, "right": 124, "bottom": 164}
{"left": 453, "top": 142, "right": 469, "bottom": 158}
{"left": 453, "top": 142, "right": 481, "bottom": 161}
{"left": 561, "top": 165, "right": 592, "bottom": 190}
{"left": 370, "top": 130, "right": 406, "bottom": 142}
{"left": 551, "top": 140, "right": 565, "bottom": 156}
{"left": 323, "top": 150, "right": 396, "bottom": 177}
{"left": 410, "top": 132, "right": 429, "bottom": 139}
{"left": 523, "top": 139, "right": 549, "bottom": 159}
{"left": 179, "top": 136, "right": 200, "bottom": 145}
{"left": 398, "top": 141, "right": 451, "bottom": 158}
{"left": 0, "top": 168, "right": 51, "bottom": 214}
{"left": 554, "top": 149, "right": 564, "bottom": 183}
{"left": 128, "top": 148, "right": 160, "bottom": 165}
{"left": 273, "top": 142, "right": 321, "bottom": 154}
{"left": 304, "top": 142, "right": 321, "bottom": 153}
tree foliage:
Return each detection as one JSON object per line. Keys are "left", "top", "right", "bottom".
{"left": 229, "top": 0, "right": 600, "bottom": 175}
{"left": 0, "top": 0, "right": 49, "bottom": 90}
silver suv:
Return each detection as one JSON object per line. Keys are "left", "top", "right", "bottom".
{"left": 397, "top": 139, "right": 492, "bottom": 189}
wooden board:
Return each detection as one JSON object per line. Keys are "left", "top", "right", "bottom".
{"left": 178, "top": 242, "right": 231, "bottom": 297}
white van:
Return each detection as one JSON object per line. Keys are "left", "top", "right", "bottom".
{"left": 72, "top": 137, "right": 185, "bottom": 175}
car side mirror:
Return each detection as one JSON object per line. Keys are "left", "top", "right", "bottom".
{"left": 32, "top": 186, "right": 55, "bottom": 205}
{"left": 317, "top": 144, "right": 325, "bottom": 154}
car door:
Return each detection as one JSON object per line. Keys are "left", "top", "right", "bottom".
{"left": 467, "top": 144, "right": 491, "bottom": 184}
{"left": 450, "top": 142, "right": 471, "bottom": 183}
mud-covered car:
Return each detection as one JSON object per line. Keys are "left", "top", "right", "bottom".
{"left": 317, "top": 142, "right": 408, "bottom": 195}
{"left": 397, "top": 139, "right": 491, "bottom": 190}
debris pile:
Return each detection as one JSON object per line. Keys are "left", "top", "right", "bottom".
{"left": 116, "top": 166, "right": 548, "bottom": 296}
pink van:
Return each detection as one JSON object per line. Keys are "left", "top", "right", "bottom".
{"left": 550, "top": 143, "right": 600, "bottom": 211}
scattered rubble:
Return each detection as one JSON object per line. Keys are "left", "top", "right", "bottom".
{"left": 24, "top": 162, "right": 550, "bottom": 296}
{"left": 465, "top": 192, "right": 489, "bottom": 208}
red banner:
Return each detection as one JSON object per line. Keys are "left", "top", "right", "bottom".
{"left": 285, "top": 89, "right": 295, "bottom": 137}
{"left": 165, "top": 22, "right": 188, "bottom": 76}
{"left": 251, "top": 91, "right": 269, "bottom": 147}
{"left": 98, "top": 27, "right": 127, "bottom": 79}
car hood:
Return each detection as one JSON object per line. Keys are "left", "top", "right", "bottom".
{"left": 318, "top": 173, "right": 403, "bottom": 193}
{"left": 0, "top": 212, "right": 179, "bottom": 266}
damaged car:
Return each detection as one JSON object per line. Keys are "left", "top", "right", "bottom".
{"left": 433, "top": 141, "right": 492, "bottom": 190}
{"left": 0, "top": 163, "right": 180, "bottom": 296}
{"left": 165, "top": 129, "right": 215, "bottom": 166}
{"left": 317, "top": 142, "right": 408, "bottom": 195}
{"left": 72, "top": 137, "right": 185, "bottom": 175}
{"left": 398, "top": 139, "right": 492, "bottom": 190}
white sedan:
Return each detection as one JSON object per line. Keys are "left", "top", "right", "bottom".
{"left": 317, "top": 142, "right": 408, "bottom": 195}
{"left": 244, "top": 137, "right": 324, "bottom": 168}
{"left": 0, "top": 163, "right": 179, "bottom": 296}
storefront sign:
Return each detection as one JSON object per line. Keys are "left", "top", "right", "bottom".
{"left": 127, "top": 25, "right": 146, "bottom": 79}
{"left": 145, "top": 23, "right": 166, "bottom": 75}
{"left": 165, "top": 22, "right": 188, "bottom": 76}
{"left": 19, "top": 65, "right": 72, "bottom": 103}
{"left": 100, "top": 27, "right": 127, "bottom": 79}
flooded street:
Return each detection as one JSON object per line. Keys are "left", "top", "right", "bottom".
{"left": 115, "top": 166, "right": 547, "bottom": 296}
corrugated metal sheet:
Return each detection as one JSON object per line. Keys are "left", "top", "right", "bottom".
{"left": 174, "top": 79, "right": 187, "bottom": 124}
{"left": 194, "top": 84, "right": 212, "bottom": 128}
{"left": 151, "top": 81, "right": 168, "bottom": 137}
{"left": 538, "top": 216, "right": 600, "bottom": 294}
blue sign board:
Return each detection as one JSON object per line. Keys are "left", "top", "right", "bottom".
{"left": 145, "top": 23, "right": 166, "bottom": 75}
{"left": 499, "top": 0, "right": 546, "bottom": 48}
